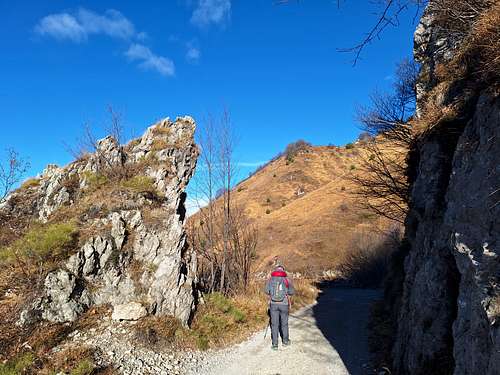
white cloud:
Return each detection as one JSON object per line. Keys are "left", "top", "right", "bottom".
{"left": 35, "top": 9, "right": 174, "bottom": 78}
{"left": 77, "top": 8, "right": 136, "bottom": 39}
{"left": 35, "top": 8, "right": 136, "bottom": 42}
{"left": 186, "top": 44, "right": 201, "bottom": 63}
{"left": 126, "top": 44, "right": 175, "bottom": 77}
{"left": 191, "top": 0, "right": 231, "bottom": 28}
{"left": 35, "top": 13, "right": 87, "bottom": 42}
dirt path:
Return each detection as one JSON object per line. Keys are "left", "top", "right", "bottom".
{"left": 188, "top": 287, "right": 382, "bottom": 375}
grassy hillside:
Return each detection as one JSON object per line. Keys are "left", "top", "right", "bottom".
{"left": 208, "top": 142, "right": 394, "bottom": 274}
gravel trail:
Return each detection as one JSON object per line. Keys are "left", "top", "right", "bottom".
{"left": 189, "top": 287, "right": 382, "bottom": 375}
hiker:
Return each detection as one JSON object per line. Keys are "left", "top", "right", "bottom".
{"left": 265, "top": 264, "right": 295, "bottom": 350}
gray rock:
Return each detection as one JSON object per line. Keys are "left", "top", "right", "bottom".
{"left": 111, "top": 302, "right": 147, "bottom": 321}
{"left": 390, "top": 2, "right": 500, "bottom": 374}
{"left": 19, "top": 117, "right": 199, "bottom": 327}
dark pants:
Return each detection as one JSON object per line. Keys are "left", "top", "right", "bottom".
{"left": 270, "top": 303, "right": 289, "bottom": 346}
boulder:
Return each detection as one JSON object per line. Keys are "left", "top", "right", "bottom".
{"left": 111, "top": 302, "right": 147, "bottom": 321}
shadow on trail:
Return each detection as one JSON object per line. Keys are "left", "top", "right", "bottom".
{"left": 311, "top": 282, "right": 382, "bottom": 375}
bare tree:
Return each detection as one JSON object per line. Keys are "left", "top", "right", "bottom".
{"left": 351, "top": 58, "right": 418, "bottom": 222}
{"left": 105, "top": 105, "right": 125, "bottom": 146}
{"left": 338, "top": 0, "right": 427, "bottom": 64}
{"left": 278, "top": 1, "right": 427, "bottom": 64}
{"left": 64, "top": 106, "right": 129, "bottom": 179}
{"left": 0, "top": 149, "right": 30, "bottom": 203}
{"left": 357, "top": 58, "right": 418, "bottom": 147}
{"left": 189, "top": 110, "right": 258, "bottom": 294}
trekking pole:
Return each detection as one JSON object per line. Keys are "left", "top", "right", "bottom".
{"left": 264, "top": 306, "right": 270, "bottom": 339}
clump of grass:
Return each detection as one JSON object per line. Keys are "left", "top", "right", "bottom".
{"left": 20, "top": 178, "right": 40, "bottom": 190}
{"left": 207, "top": 293, "right": 246, "bottom": 322}
{"left": 70, "top": 359, "right": 94, "bottom": 375}
{"left": 0, "top": 352, "right": 35, "bottom": 375}
{"left": 150, "top": 138, "right": 169, "bottom": 152}
{"left": 189, "top": 292, "right": 250, "bottom": 350}
{"left": 350, "top": 164, "right": 356, "bottom": 170}
{"left": 265, "top": 209, "right": 271, "bottom": 215}
{"left": 82, "top": 171, "right": 108, "bottom": 192}
{"left": 266, "top": 197, "right": 271, "bottom": 203}
{"left": 121, "top": 175, "right": 157, "bottom": 195}
{"left": 0, "top": 222, "right": 78, "bottom": 265}
{"left": 48, "top": 347, "right": 96, "bottom": 375}
{"left": 62, "top": 173, "right": 81, "bottom": 194}
{"left": 134, "top": 315, "right": 183, "bottom": 349}
{"left": 152, "top": 126, "right": 171, "bottom": 136}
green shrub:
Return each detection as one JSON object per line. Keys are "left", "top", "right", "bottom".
{"left": 350, "top": 164, "right": 356, "bottom": 170}
{"left": 0, "top": 352, "right": 35, "bottom": 375}
{"left": 266, "top": 209, "right": 271, "bottom": 215}
{"left": 82, "top": 171, "right": 108, "bottom": 191}
{"left": 345, "top": 143, "right": 354, "bottom": 149}
{"left": 230, "top": 308, "right": 246, "bottom": 323}
{"left": 266, "top": 197, "right": 271, "bottom": 203}
{"left": 208, "top": 292, "right": 232, "bottom": 313}
{"left": 0, "top": 222, "right": 77, "bottom": 264}
{"left": 196, "top": 335, "right": 209, "bottom": 350}
{"left": 70, "top": 359, "right": 94, "bottom": 375}
{"left": 121, "top": 175, "right": 157, "bottom": 194}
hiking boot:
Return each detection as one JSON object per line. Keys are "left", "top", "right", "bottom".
{"left": 271, "top": 345, "right": 278, "bottom": 351}
{"left": 283, "top": 340, "right": 291, "bottom": 346}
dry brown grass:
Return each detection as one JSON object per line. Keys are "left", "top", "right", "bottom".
{"left": 432, "top": 0, "right": 500, "bottom": 85}
{"left": 488, "top": 294, "right": 500, "bottom": 321}
{"left": 152, "top": 278, "right": 319, "bottom": 351}
{"left": 415, "top": 1, "right": 500, "bottom": 136}
{"left": 191, "top": 144, "right": 394, "bottom": 274}
{"left": 337, "top": 228, "right": 401, "bottom": 287}
{"left": 133, "top": 315, "right": 182, "bottom": 349}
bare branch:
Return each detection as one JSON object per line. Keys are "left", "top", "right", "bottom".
{"left": 0, "top": 149, "right": 30, "bottom": 203}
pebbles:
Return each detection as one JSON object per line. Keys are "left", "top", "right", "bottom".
{"left": 64, "top": 319, "right": 210, "bottom": 374}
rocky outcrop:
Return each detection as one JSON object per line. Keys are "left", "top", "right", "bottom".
{"left": 11, "top": 117, "right": 199, "bottom": 326}
{"left": 390, "top": 2, "right": 500, "bottom": 374}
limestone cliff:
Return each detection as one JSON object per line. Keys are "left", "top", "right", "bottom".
{"left": 2, "top": 117, "right": 199, "bottom": 326}
{"left": 389, "top": 1, "right": 500, "bottom": 374}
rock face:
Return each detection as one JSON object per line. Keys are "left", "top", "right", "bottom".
{"left": 390, "top": 2, "right": 500, "bottom": 375}
{"left": 9, "top": 117, "right": 199, "bottom": 326}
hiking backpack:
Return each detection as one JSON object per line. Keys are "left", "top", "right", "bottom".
{"left": 270, "top": 277, "right": 289, "bottom": 302}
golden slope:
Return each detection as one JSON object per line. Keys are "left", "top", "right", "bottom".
{"left": 231, "top": 144, "right": 390, "bottom": 273}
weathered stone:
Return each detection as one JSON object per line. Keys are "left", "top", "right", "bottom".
{"left": 111, "top": 302, "right": 147, "bottom": 321}
{"left": 14, "top": 117, "right": 199, "bottom": 327}
{"left": 40, "top": 269, "right": 90, "bottom": 323}
{"left": 390, "top": 2, "right": 500, "bottom": 374}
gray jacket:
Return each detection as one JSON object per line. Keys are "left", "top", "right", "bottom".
{"left": 265, "top": 276, "right": 295, "bottom": 305}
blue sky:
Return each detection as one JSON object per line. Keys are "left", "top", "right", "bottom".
{"left": 0, "top": 0, "right": 420, "bottom": 187}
